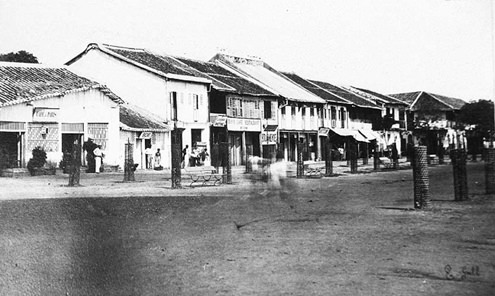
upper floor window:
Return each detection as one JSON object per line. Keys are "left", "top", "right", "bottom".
{"left": 170, "top": 91, "right": 178, "bottom": 121}
{"left": 310, "top": 108, "right": 315, "bottom": 117}
{"left": 281, "top": 106, "right": 286, "bottom": 115}
{"left": 193, "top": 94, "right": 199, "bottom": 110}
{"left": 331, "top": 106, "right": 337, "bottom": 120}
{"left": 302, "top": 107, "right": 306, "bottom": 117}
{"left": 264, "top": 101, "right": 272, "bottom": 119}
{"left": 291, "top": 106, "right": 296, "bottom": 116}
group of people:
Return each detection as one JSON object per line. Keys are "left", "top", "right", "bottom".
{"left": 144, "top": 147, "right": 162, "bottom": 170}
{"left": 181, "top": 145, "right": 209, "bottom": 168}
{"left": 83, "top": 137, "right": 104, "bottom": 173}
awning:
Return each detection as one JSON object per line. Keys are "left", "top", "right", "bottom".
{"left": 358, "top": 129, "right": 380, "bottom": 141}
{"left": 330, "top": 128, "right": 369, "bottom": 143}
{"left": 264, "top": 124, "right": 278, "bottom": 132}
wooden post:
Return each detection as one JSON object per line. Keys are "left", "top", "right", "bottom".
{"left": 452, "top": 149, "right": 469, "bottom": 201}
{"left": 171, "top": 128, "right": 183, "bottom": 188}
{"left": 485, "top": 148, "right": 495, "bottom": 194}
{"left": 221, "top": 142, "right": 232, "bottom": 184}
{"left": 68, "top": 141, "right": 81, "bottom": 186}
{"left": 296, "top": 141, "right": 304, "bottom": 178}
{"left": 374, "top": 143, "right": 380, "bottom": 171}
{"left": 325, "top": 139, "right": 333, "bottom": 176}
{"left": 124, "top": 139, "right": 135, "bottom": 182}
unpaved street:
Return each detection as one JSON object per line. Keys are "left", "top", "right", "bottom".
{"left": 0, "top": 163, "right": 494, "bottom": 295}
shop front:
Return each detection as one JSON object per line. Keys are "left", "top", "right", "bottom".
{"left": 279, "top": 130, "right": 318, "bottom": 162}
{"left": 227, "top": 117, "right": 261, "bottom": 166}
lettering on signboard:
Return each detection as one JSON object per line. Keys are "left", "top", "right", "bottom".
{"left": 33, "top": 108, "right": 59, "bottom": 122}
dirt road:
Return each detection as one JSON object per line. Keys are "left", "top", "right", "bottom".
{"left": 0, "top": 162, "right": 494, "bottom": 295}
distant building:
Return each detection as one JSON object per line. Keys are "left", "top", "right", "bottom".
{"left": 390, "top": 91, "right": 466, "bottom": 154}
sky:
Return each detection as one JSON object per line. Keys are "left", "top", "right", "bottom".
{"left": 0, "top": 0, "right": 493, "bottom": 102}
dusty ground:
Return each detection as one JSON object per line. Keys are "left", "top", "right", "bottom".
{"left": 0, "top": 162, "right": 494, "bottom": 295}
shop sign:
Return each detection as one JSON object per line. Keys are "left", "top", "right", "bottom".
{"left": 318, "top": 127, "right": 330, "bottom": 136}
{"left": 33, "top": 108, "right": 59, "bottom": 122}
{"left": 212, "top": 115, "right": 227, "bottom": 127}
{"left": 262, "top": 132, "right": 278, "bottom": 145}
{"left": 139, "top": 131, "right": 152, "bottom": 139}
{"left": 227, "top": 118, "right": 261, "bottom": 132}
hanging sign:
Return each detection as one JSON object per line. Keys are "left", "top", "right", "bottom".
{"left": 139, "top": 131, "right": 152, "bottom": 139}
{"left": 318, "top": 127, "right": 330, "bottom": 136}
{"left": 261, "top": 132, "right": 278, "bottom": 145}
{"left": 212, "top": 115, "right": 227, "bottom": 127}
{"left": 33, "top": 108, "right": 59, "bottom": 122}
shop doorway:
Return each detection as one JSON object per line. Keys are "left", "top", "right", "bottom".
{"left": 191, "top": 129, "right": 202, "bottom": 148}
{"left": 0, "top": 132, "right": 21, "bottom": 168}
{"left": 62, "top": 134, "right": 83, "bottom": 164}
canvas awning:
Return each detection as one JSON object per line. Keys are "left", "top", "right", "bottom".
{"left": 330, "top": 128, "right": 369, "bottom": 143}
{"left": 264, "top": 124, "right": 278, "bottom": 132}
{"left": 358, "top": 129, "right": 380, "bottom": 141}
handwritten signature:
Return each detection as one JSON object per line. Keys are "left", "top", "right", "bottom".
{"left": 444, "top": 264, "right": 480, "bottom": 281}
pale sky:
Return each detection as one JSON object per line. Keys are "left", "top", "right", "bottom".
{"left": 1, "top": 0, "right": 493, "bottom": 102}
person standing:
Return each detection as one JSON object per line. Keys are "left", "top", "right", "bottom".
{"left": 145, "top": 147, "right": 153, "bottom": 169}
{"left": 93, "top": 145, "right": 103, "bottom": 174}
{"left": 181, "top": 145, "right": 189, "bottom": 168}
{"left": 83, "top": 137, "right": 97, "bottom": 173}
{"left": 154, "top": 148, "right": 162, "bottom": 169}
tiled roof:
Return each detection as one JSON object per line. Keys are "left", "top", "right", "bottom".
{"left": 0, "top": 62, "right": 123, "bottom": 107}
{"left": 428, "top": 92, "right": 466, "bottom": 110}
{"left": 389, "top": 91, "right": 422, "bottom": 105}
{"left": 67, "top": 43, "right": 212, "bottom": 84}
{"left": 106, "top": 46, "right": 193, "bottom": 76}
{"left": 212, "top": 54, "right": 325, "bottom": 103}
{"left": 120, "top": 103, "right": 169, "bottom": 131}
{"left": 281, "top": 72, "right": 350, "bottom": 105}
{"left": 175, "top": 57, "right": 275, "bottom": 96}
{"left": 353, "top": 87, "right": 407, "bottom": 106}
{"left": 390, "top": 91, "right": 466, "bottom": 110}
{"left": 308, "top": 79, "right": 380, "bottom": 109}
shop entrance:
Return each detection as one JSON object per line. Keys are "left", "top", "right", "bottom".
{"left": 62, "top": 134, "right": 83, "bottom": 163}
{"left": 0, "top": 132, "right": 21, "bottom": 168}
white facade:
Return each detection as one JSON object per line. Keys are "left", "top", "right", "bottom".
{"left": 67, "top": 48, "right": 211, "bottom": 164}
{"left": 0, "top": 89, "right": 120, "bottom": 167}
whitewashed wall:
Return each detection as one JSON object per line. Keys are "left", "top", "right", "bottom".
{"left": 0, "top": 89, "right": 120, "bottom": 166}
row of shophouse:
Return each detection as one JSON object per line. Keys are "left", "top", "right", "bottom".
{"left": 0, "top": 43, "right": 468, "bottom": 171}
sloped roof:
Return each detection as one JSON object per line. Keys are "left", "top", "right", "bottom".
{"left": 175, "top": 57, "right": 276, "bottom": 96}
{"left": 0, "top": 62, "right": 123, "bottom": 107}
{"left": 308, "top": 79, "right": 380, "bottom": 109}
{"left": 428, "top": 92, "right": 466, "bottom": 110}
{"left": 281, "top": 72, "right": 350, "bottom": 105}
{"left": 66, "top": 43, "right": 212, "bottom": 85}
{"left": 390, "top": 91, "right": 465, "bottom": 110}
{"left": 389, "top": 91, "right": 422, "bottom": 105}
{"left": 211, "top": 54, "right": 325, "bottom": 104}
{"left": 353, "top": 87, "right": 407, "bottom": 106}
{"left": 120, "top": 103, "right": 169, "bottom": 132}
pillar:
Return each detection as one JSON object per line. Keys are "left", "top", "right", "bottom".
{"left": 296, "top": 141, "right": 304, "bottom": 178}
{"left": 124, "top": 140, "right": 135, "bottom": 182}
{"left": 485, "top": 148, "right": 495, "bottom": 194}
{"left": 171, "top": 128, "right": 183, "bottom": 188}
{"left": 412, "top": 145, "right": 430, "bottom": 209}
{"left": 325, "top": 139, "right": 333, "bottom": 176}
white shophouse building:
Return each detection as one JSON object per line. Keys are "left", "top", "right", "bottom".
{"left": 66, "top": 43, "right": 212, "bottom": 169}
{"left": 0, "top": 62, "right": 123, "bottom": 169}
